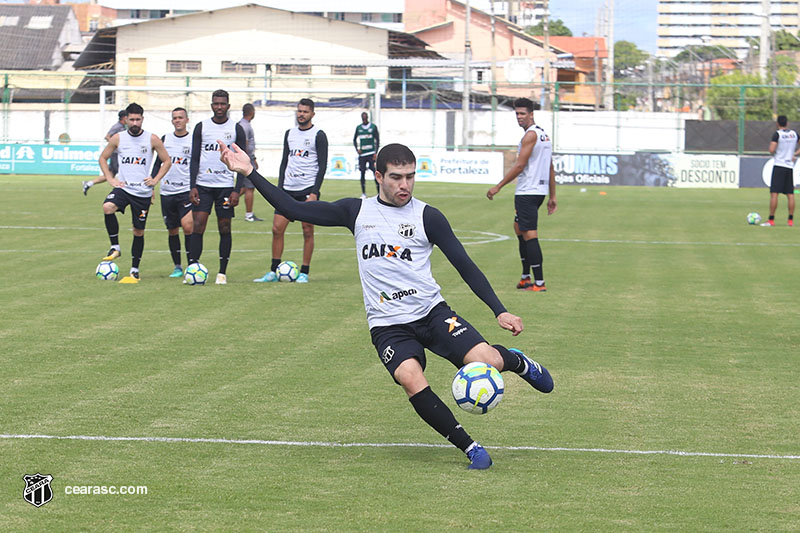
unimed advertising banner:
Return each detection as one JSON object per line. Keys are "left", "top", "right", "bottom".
{"left": 327, "top": 151, "right": 501, "bottom": 184}
{"left": 0, "top": 144, "right": 101, "bottom": 175}
{"left": 554, "top": 153, "right": 740, "bottom": 188}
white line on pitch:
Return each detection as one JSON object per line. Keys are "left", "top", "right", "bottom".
{"left": 2, "top": 434, "right": 798, "bottom": 460}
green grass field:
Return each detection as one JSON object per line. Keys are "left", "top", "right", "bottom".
{"left": 2, "top": 175, "right": 799, "bottom": 531}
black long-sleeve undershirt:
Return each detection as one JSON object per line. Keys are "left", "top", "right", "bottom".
{"left": 245, "top": 170, "right": 507, "bottom": 317}
{"left": 189, "top": 120, "right": 246, "bottom": 190}
{"left": 278, "top": 128, "right": 327, "bottom": 196}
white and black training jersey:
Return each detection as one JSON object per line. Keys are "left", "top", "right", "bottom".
{"left": 155, "top": 132, "right": 191, "bottom": 195}
{"left": 280, "top": 125, "right": 328, "bottom": 193}
{"left": 241, "top": 171, "right": 507, "bottom": 329}
{"left": 772, "top": 128, "right": 799, "bottom": 169}
{"left": 515, "top": 124, "right": 552, "bottom": 196}
{"left": 354, "top": 197, "right": 444, "bottom": 327}
{"left": 117, "top": 130, "right": 154, "bottom": 198}
{"left": 190, "top": 118, "right": 245, "bottom": 188}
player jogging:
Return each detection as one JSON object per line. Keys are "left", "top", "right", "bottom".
{"left": 238, "top": 103, "right": 263, "bottom": 222}
{"left": 151, "top": 107, "right": 194, "bottom": 277}
{"left": 189, "top": 89, "right": 246, "bottom": 285}
{"left": 219, "top": 141, "right": 554, "bottom": 470}
{"left": 487, "top": 97, "right": 557, "bottom": 292}
{"left": 83, "top": 109, "right": 127, "bottom": 195}
{"left": 98, "top": 102, "right": 171, "bottom": 283}
{"left": 254, "top": 98, "right": 328, "bottom": 284}
{"left": 762, "top": 114, "right": 798, "bottom": 227}
{"left": 354, "top": 111, "right": 380, "bottom": 198}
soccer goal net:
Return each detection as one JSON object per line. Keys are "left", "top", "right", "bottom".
{"left": 99, "top": 84, "right": 384, "bottom": 178}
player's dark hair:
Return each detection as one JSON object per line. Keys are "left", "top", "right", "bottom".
{"left": 242, "top": 103, "right": 255, "bottom": 116}
{"left": 212, "top": 89, "right": 229, "bottom": 101}
{"left": 514, "top": 98, "right": 534, "bottom": 112}
{"left": 778, "top": 115, "right": 788, "bottom": 127}
{"left": 126, "top": 102, "right": 144, "bottom": 116}
{"left": 299, "top": 98, "right": 315, "bottom": 111}
{"left": 376, "top": 143, "right": 416, "bottom": 174}
{"left": 172, "top": 107, "right": 188, "bottom": 116}
{"left": 118, "top": 109, "right": 128, "bottom": 119}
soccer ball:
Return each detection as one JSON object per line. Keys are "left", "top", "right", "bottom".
{"left": 95, "top": 261, "right": 119, "bottom": 281}
{"left": 746, "top": 212, "right": 761, "bottom": 225}
{"left": 276, "top": 260, "right": 299, "bottom": 282}
{"left": 184, "top": 263, "right": 208, "bottom": 285}
{"left": 451, "top": 362, "right": 505, "bottom": 415}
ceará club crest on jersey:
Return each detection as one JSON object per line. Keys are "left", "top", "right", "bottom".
{"left": 398, "top": 223, "right": 415, "bottom": 238}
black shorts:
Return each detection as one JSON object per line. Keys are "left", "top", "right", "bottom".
{"left": 193, "top": 185, "right": 235, "bottom": 218}
{"left": 771, "top": 166, "right": 795, "bottom": 194}
{"left": 358, "top": 154, "right": 376, "bottom": 173}
{"left": 369, "top": 301, "right": 487, "bottom": 382}
{"left": 275, "top": 186, "right": 319, "bottom": 220}
{"left": 104, "top": 188, "right": 151, "bottom": 230}
{"left": 160, "top": 192, "right": 193, "bottom": 230}
{"left": 514, "top": 194, "right": 545, "bottom": 231}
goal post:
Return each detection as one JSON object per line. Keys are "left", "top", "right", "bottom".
{"left": 98, "top": 85, "right": 384, "bottom": 140}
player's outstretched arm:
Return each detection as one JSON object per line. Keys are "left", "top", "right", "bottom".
{"left": 217, "top": 141, "right": 357, "bottom": 229}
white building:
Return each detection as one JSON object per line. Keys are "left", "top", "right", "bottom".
{"left": 657, "top": 0, "right": 800, "bottom": 59}
{"left": 99, "top": 0, "right": 406, "bottom": 31}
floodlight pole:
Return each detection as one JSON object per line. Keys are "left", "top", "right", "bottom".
{"left": 462, "top": 0, "right": 472, "bottom": 151}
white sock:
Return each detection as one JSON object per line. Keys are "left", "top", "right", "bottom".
{"left": 535, "top": 280, "right": 545, "bottom": 286}
{"left": 111, "top": 245, "right": 121, "bottom": 251}
{"left": 246, "top": 212, "right": 253, "bottom": 217}
{"left": 130, "top": 267, "right": 139, "bottom": 275}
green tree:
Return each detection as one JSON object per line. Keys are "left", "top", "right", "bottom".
{"left": 525, "top": 19, "right": 572, "bottom": 37}
{"left": 675, "top": 45, "right": 736, "bottom": 62}
{"left": 775, "top": 29, "right": 800, "bottom": 51}
{"left": 707, "top": 59, "right": 800, "bottom": 120}
{"left": 614, "top": 40, "right": 649, "bottom": 75}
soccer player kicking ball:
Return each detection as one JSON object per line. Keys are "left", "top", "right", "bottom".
{"left": 219, "top": 140, "right": 554, "bottom": 470}
{"left": 98, "top": 103, "right": 171, "bottom": 283}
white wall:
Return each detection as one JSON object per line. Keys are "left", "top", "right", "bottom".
{"left": 0, "top": 107, "right": 697, "bottom": 172}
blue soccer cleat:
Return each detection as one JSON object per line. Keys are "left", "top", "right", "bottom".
{"left": 253, "top": 271, "right": 278, "bottom": 283}
{"left": 509, "top": 348, "right": 553, "bottom": 393}
{"left": 466, "top": 443, "right": 492, "bottom": 470}
{"left": 296, "top": 272, "right": 309, "bottom": 283}
{"left": 169, "top": 267, "right": 183, "bottom": 278}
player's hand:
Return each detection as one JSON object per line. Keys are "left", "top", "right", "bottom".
{"left": 108, "top": 177, "right": 124, "bottom": 188}
{"left": 547, "top": 197, "right": 557, "bottom": 215}
{"left": 143, "top": 176, "right": 158, "bottom": 187}
{"left": 217, "top": 140, "right": 253, "bottom": 175}
{"left": 497, "top": 312, "right": 523, "bottom": 336}
{"left": 306, "top": 193, "right": 318, "bottom": 202}
{"left": 189, "top": 187, "right": 200, "bottom": 206}
{"left": 229, "top": 191, "right": 240, "bottom": 207}
{"left": 486, "top": 185, "right": 500, "bottom": 200}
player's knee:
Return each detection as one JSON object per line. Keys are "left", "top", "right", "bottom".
{"left": 102, "top": 203, "right": 116, "bottom": 215}
{"left": 393, "top": 358, "right": 427, "bottom": 395}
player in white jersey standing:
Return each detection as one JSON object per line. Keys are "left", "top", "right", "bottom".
{"left": 98, "top": 103, "right": 171, "bottom": 283}
{"left": 254, "top": 98, "right": 328, "bottom": 283}
{"left": 151, "top": 107, "right": 194, "bottom": 277}
{"left": 189, "top": 89, "right": 246, "bottom": 285}
{"left": 219, "top": 141, "right": 554, "bottom": 470}
{"left": 487, "top": 97, "right": 557, "bottom": 292}
{"left": 762, "top": 115, "right": 798, "bottom": 227}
